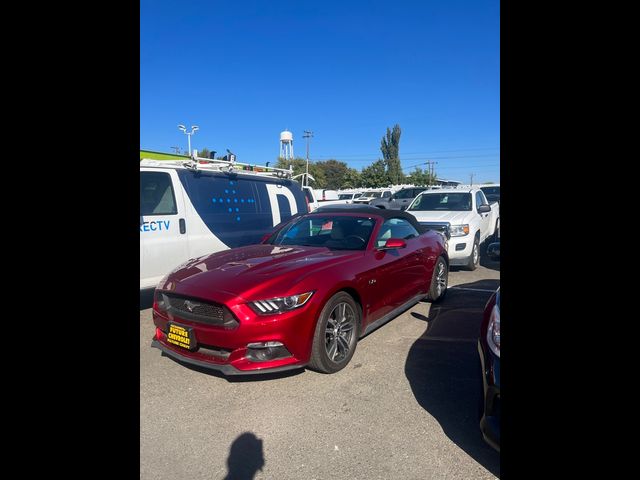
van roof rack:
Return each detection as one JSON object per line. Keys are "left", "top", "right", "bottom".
{"left": 140, "top": 154, "right": 294, "bottom": 179}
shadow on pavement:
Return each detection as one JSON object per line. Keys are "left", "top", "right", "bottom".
{"left": 406, "top": 280, "right": 501, "bottom": 477}
{"left": 223, "top": 432, "right": 265, "bottom": 480}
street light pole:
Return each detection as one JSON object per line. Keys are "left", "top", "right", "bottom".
{"left": 178, "top": 124, "right": 199, "bottom": 157}
{"left": 303, "top": 130, "right": 313, "bottom": 187}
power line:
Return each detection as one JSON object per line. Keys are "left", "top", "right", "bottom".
{"left": 313, "top": 146, "right": 500, "bottom": 159}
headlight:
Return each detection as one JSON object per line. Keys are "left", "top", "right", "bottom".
{"left": 249, "top": 291, "right": 314, "bottom": 315}
{"left": 487, "top": 303, "right": 500, "bottom": 357}
{"left": 449, "top": 224, "right": 470, "bottom": 237}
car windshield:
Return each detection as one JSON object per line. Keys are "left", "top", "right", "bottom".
{"left": 362, "top": 191, "right": 381, "bottom": 198}
{"left": 271, "top": 215, "right": 376, "bottom": 250}
{"left": 408, "top": 192, "right": 472, "bottom": 211}
{"left": 338, "top": 194, "right": 353, "bottom": 200}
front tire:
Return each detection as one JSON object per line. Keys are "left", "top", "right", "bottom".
{"left": 426, "top": 256, "right": 448, "bottom": 302}
{"left": 466, "top": 236, "right": 480, "bottom": 271}
{"left": 308, "top": 292, "right": 360, "bottom": 373}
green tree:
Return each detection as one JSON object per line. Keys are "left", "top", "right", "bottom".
{"left": 380, "top": 124, "right": 404, "bottom": 185}
{"left": 341, "top": 168, "right": 362, "bottom": 189}
{"left": 360, "top": 159, "right": 389, "bottom": 188}
{"left": 198, "top": 148, "right": 211, "bottom": 159}
{"left": 406, "top": 167, "right": 436, "bottom": 186}
{"left": 275, "top": 157, "right": 327, "bottom": 187}
{"left": 315, "top": 159, "right": 351, "bottom": 190}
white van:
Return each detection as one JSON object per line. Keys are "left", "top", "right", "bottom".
{"left": 140, "top": 158, "right": 307, "bottom": 289}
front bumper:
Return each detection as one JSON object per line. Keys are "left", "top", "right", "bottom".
{"left": 478, "top": 339, "right": 501, "bottom": 451}
{"left": 151, "top": 296, "right": 318, "bottom": 375}
{"left": 447, "top": 237, "right": 474, "bottom": 265}
{"left": 151, "top": 339, "right": 305, "bottom": 375}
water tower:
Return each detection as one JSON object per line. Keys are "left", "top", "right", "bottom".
{"left": 280, "top": 130, "right": 294, "bottom": 160}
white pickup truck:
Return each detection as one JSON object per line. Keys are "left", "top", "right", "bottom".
{"left": 302, "top": 186, "right": 349, "bottom": 211}
{"left": 406, "top": 188, "right": 500, "bottom": 270}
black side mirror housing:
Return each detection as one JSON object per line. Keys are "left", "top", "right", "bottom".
{"left": 478, "top": 204, "right": 491, "bottom": 213}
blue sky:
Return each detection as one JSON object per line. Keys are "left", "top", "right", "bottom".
{"left": 141, "top": 0, "right": 500, "bottom": 183}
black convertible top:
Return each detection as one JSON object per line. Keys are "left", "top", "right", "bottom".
{"left": 312, "top": 205, "right": 428, "bottom": 234}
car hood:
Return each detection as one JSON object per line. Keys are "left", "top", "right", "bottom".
{"left": 161, "top": 244, "right": 362, "bottom": 300}
{"left": 409, "top": 210, "right": 472, "bottom": 224}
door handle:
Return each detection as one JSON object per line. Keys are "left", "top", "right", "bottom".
{"left": 179, "top": 218, "right": 186, "bottom": 234}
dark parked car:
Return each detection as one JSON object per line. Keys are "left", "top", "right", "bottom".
{"left": 480, "top": 185, "right": 500, "bottom": 205}
{"left": 151, "top": 207, "right": 449, "bottom": 375}
{"left": 478, "top": 287, "right": 500, "bottom": 451}
{"left": 369, "top": 187, "right": 428, "bottom": 210}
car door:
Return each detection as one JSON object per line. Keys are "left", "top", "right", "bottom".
{"left": 476, "top": 191, "right": 491, "bottom": 242}
{"left": 365, "top": 218, "right": 423, "bottom": 320}
{"left": 140, "top": 169, "right": 189, "bottom": 289}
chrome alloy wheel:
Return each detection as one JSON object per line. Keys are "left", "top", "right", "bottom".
{"left": 324, "top": 302, "right": 356, "bottom": 362}
{"left": 435, "top": 260, "right": 448, "bottom": 297}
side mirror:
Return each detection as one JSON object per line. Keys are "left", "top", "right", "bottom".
{"left": 478, "top": 204, "right": 491, "bottom": 213}
{"left": 380, "top": 238, "right": 406, "bottom": 250}
{"left": 487, "top": 242, "right": 500, "bottom": 261}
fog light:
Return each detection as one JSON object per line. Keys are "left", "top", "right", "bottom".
{"left": 246, "top": 341, "right": 292, "bottom": 362}
{"left": 455, "top": 243, "right": 466, "bottom": 251}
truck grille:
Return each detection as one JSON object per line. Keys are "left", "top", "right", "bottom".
{"left": 419, "top": 222, "right": 451, "bottom": 239}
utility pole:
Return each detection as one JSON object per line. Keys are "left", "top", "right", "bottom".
{"left": 470, "top": 173, "right": 474, "bottom": 186}
{"left": 425, "top": 160, "right": 438, "bottom": 184}
{"left": 302, "top": 130, "right": 314, "bottom": 187}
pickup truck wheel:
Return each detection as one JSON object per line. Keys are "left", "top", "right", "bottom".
{"left": 426, "top": 256, "right": 448, "bottom": 302}
{"left": 466, "top": 237, "right": 479, "bottom": 271}
{"left": 308, "top": 292, "right": 360, "bottom": 374}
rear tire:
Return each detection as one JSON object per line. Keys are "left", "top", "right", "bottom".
{"left": 308, "top": 292, "right": 360, "bottom": 374}
{"left": 425, "top": 256, "right": 448, "bottom": 302}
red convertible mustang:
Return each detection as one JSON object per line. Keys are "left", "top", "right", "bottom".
{"left": 151, "top": 206, "right": 449, "bottom": 375}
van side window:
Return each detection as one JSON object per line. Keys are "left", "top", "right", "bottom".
{"left": 140, "top": 172, "right": 177, "bottom": 215}
{"left": 383, "top": 191, "right": 391, "bottom": 198}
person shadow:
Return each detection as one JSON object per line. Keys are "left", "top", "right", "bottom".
{"left": 223, "top": 432, "right": 265, "bottom": 480}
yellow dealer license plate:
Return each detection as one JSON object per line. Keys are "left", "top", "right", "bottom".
{"left": 166, "top": 323, "right": 196, "bottom": 351}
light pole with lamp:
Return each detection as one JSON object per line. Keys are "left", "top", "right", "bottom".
{"left": 178, "top": 124, "right": 199, "bottom": 156}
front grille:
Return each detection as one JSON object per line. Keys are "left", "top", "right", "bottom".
{"left": 419, "top": 222, "right": 451, "bottom": 239}
{"left": 166, "top": 295, "right": 224, "bottom": 319}
{"left": 159, "top": 293, "right": 238, "bottom": 328}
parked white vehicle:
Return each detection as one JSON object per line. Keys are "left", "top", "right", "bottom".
{"left": 406, "top": 188, "right": 500, "bottom": 270}
{"left": 140, "top": 157, "right": 307, "bottom": 289}
{"left": 352, "top": 189, "right": 394, "bottom": 205}
{"left": 336, "top": 191, "right": 364, "bottom": 203}
{"left": 302, "top": 186, "right": 349, "bottom": 211}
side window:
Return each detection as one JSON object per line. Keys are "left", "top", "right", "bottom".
{"left": 394, "top": 189, "right": 412, "bottom": 199}
{"left": 475, "top": 191, "right": 486, "bottom": 207}
{"left": 375, "top": 218, "right": 420, "bottom": 247}
{"left": 478, "top": 190, "right": 489, "bottom": 205}
{"left": 383, "top": 191, "right": 391, "bottom": 198}
{"left": 140, "top": 172, "right": 177, "bottom": 216}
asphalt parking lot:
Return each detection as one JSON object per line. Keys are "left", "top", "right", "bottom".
{"left": 140, "top": 257, "right": 500, "bottom": 479}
